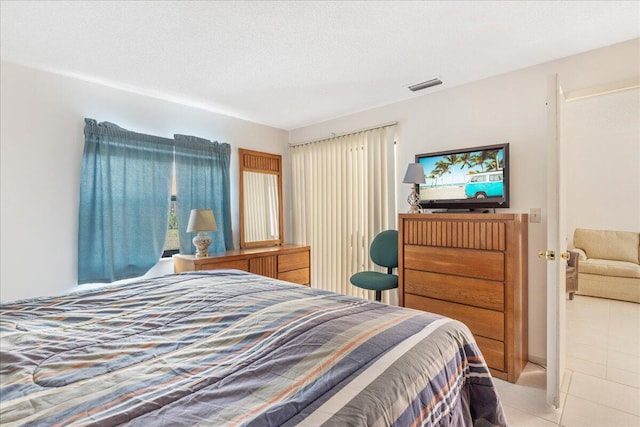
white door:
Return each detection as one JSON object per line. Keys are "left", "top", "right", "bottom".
{"left": 545, "top": 74, "right": 568, "bottom": 408}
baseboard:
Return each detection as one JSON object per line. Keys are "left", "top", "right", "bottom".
{"left": 528, "top": 355, "right": 547, "bottom": 368}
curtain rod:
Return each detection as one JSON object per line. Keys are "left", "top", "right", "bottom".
{"left": 289, "top": 121, "right": 397, "bottom": 148}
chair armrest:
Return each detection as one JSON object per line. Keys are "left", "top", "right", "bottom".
{"left": 570, "top": 248, "right": 587, "bottom": 262}
{"left": 567, "top": 250, "right": 579, "bottom": 268}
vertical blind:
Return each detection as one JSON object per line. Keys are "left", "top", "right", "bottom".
{"left": 290, "top": 125, "right": 396, "bottom": 302}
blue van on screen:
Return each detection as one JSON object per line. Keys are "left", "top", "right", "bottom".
{"left": 465, "top": 171, "right": 504, "bottom": 199}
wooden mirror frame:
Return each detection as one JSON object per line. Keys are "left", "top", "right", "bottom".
{"left": 239, "top": 148, "right": 284, "bottom": 249}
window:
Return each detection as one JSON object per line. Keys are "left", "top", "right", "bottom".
{"left": 163, "top": 169, "right": 179, "bottom": 257}
{"left": 79, "top": 120, "right": 233, "bottom": 283}
{"left": 290, "top": 125, "right": 396, "bottom": 300}
{"left": 163, "top": 196, "right": 179, "bottom": 257}
{"left": 78, "top": 119, "right": 174, "bottom": 284}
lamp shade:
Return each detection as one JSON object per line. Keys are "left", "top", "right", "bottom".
{"left": 402, "top": 163, "right": 426, "bottom": 184}
{"left": 186, "top": 209, "right": 217, "bottom": 232}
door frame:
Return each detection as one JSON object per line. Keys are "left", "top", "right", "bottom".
{"left": 546, "top": 73, "right": 567, "bottom": 408}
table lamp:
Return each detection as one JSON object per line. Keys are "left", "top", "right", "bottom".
{"left": 402, "top": 163, "right": 426, "bottom": 213}
{"left": 186, "top": 209, "right": 217, "bottom": 257}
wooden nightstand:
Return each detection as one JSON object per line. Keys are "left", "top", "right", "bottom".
{"left": 173, "top": 244, "right": 311, "bottom": 286}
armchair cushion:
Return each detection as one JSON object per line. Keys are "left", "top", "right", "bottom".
{"left": 579, "top": 258, "right": 640, "bottom": 279}
{"left": 574, "top": 229, "right": 639, "bottom": 264}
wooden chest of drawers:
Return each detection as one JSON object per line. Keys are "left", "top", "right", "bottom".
{"left": 398, "top": 213, "right": 528, "bottom": 383}
{"left": 173, "top": 245, "right": 311, "bottom": 286}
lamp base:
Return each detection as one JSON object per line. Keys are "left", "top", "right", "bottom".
{"left": 407, "top": 189, "right": 421, "bottom": 213}
{"left": 192, "top": 231, "right": 212, "bottom": 257}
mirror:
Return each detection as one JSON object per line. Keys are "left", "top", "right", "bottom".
{"left": 239, "top": 148, "right": 284, "bottom": 248}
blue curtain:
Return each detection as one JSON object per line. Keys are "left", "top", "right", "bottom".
{"left": 78, "top": 119, "right": 174, "bottom": 284}
{"left": 174, "top": 134, "right": 232, "bottom": 255}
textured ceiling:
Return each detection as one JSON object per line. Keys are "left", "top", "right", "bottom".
{"left": 1, "top": 1, "right": 639, "bottom": 130}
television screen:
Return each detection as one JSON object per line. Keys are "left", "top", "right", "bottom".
{"left": 415, "top": 143, "right": 510, "bottom": 211}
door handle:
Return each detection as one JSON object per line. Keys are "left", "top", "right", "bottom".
{"left": 538, "top": 250, "right": 556, "bottom": 261}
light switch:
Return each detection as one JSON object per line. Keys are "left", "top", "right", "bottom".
{"left": 530, "top": 208, "right": 541, "bottom": 223}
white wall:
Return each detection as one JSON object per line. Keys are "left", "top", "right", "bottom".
{"left": 289, "top": 38, "right": 640, "bottom": 363}
{"left": 0, "top": 61, "right": 289, "bottom": 302}
{"left": 564, "top": 88, "right": 640, "bottom": 241}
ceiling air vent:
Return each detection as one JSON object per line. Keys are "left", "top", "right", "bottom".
{"left": 408, "top": 78, "right": 443, "bottom": 92}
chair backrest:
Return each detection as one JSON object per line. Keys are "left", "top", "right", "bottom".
{"left": 370, "top": 230, "right": 398, "bottom": 269}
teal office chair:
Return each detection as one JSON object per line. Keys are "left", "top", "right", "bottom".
{"left": 350, "top": 230, "right": 398, "bottom": 302}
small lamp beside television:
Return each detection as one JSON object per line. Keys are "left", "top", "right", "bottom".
{"left": 402, "top": 163, "right": 426, "bottom": 213}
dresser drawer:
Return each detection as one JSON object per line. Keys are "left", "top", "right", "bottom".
{"left": 404, "top": 269, "right": 504, "bottom": 311}
{"left": 404, "top": 245, "right": 504, "bottom": 281}
{"left": 198, "top": 259, "right": 249, "bottom": 272}
{"left": 405, "top": 294, "right": 504, "bottom": 341}
{"left": 278, "top": 267, "right": 310, "bottom": 286}
{"left": 173, "top": 246, "right": 311, "bottom": 283}
{"left": 249, "top": 255, "right": 277, "bottom": 278}
{"left": 278, "top": 251, "right": 310, "bottom": 272}
{"left": 475, "top": 336, "right": 505, "bottom": 372}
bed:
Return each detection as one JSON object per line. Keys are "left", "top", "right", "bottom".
{"left": 1, "top": 270, "right": 506, "bottom": 426}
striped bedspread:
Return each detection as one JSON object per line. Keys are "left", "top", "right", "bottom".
{"left": 1, "top": 270, "right": 506, "bottom": 426}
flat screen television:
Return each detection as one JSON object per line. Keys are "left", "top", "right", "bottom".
{"left": 415, "top": 143, "right": 510, "bottom": 211}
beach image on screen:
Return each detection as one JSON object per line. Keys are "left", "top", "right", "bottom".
{"left": 418, "top": 148, "right": 505, "bottom": 201}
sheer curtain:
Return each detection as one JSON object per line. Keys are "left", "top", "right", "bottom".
{"left": 174, "top": 134, "right": 232, "bottom": 255}
{"left": 290, "top": 125, "right": 396, "bottom": 301}
{"left": 78, "top": 119, "right": 174, "bottom": 284}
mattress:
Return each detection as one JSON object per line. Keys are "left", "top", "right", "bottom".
{"left": 0, "top": 270, "right": 506, "bottom": 426}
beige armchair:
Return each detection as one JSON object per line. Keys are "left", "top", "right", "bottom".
{"left": 572, "top": 228, "right": 640, "bottom": 303}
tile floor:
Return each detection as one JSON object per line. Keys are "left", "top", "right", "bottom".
{"left": 492, "top": 295, "right": 640, "bottom": 426}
